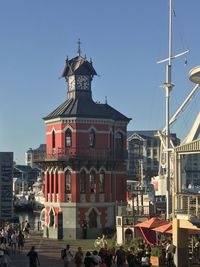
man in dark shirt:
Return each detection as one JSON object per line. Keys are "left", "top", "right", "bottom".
{"left": 27, "top": 246, "right": 40, "bottom": 267}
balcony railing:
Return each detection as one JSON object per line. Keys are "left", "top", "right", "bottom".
{"left": 174, "top": 193, "right": 200, "bottom": 220}
{"left": 32, "top": 147, "right": 127, "bottom": 162}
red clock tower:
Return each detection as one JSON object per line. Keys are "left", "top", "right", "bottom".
{"left": 43, "top": 46, "right": 131, "bottom": 239}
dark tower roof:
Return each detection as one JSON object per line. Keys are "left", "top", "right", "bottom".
{"left": 44, "top": 97, "right": 131, "bottom": 122}
{"left": 61, "top": 56, "right": 97, "bottom": 78}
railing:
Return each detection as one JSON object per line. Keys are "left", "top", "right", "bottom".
{"left": 174, "top": 193, "right": 200, "bottom": 219}
{"left": 32, "top": 147, "right": 127, "bottom": 162}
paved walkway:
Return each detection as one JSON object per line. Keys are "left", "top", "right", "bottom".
{"left": 8, "top": 231, "right": 65, "bottom": 267}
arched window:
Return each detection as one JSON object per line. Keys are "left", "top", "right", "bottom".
{"left": 89, "top": 171, "right": 96, "bottom": 193}
{"left": 55, "top": 171, "right": 58, "bottom": 194}
{"left": 80, "top": 171, "right": 86, "bottom": 193}
{"left": 115, "top": 132, "right": 123, "bottom": 157}
{"left": 89, "top": 129, "right": 95, "bottom": 147}
{"left": 51, "top": 173, "right": 54, "bottom": 194}
{"left": 47, "top": 172, "right": 50, "bottom": 194}
{"left": 65, "top": 129, "right": 72, "bottom": 148}
{"left": 110, "top": 131, "right": 113, "bottom": 149}
{"left": 99, "top": 172, "right": 105, "bottom": 193}
{"left": 65, "top": 170, "right": 71, "bottom": 194}
{"left": 52, "top": 130, "right": 55, "bottom": 149}
{"left": 49, "top": 209, "right": 54, "bottom": 227}
{"left": 88, "top": 209, "right": 97, "bottom": 228}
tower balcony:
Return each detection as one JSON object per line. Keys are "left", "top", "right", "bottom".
{"left": 174, "top": 193, "right": 200, "bottom": 227}
{"left": 32, "top": 147, "right": 128, "bottom": 163}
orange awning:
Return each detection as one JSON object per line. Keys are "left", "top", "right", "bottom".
{"left": 134, "top": 217, "right": 168, "bottom": 229}
{"left": 152, "top": 222, "right": 172, "bottom": 233}
{"left": 164, "top": 228, "right": 200, "bottom": 235}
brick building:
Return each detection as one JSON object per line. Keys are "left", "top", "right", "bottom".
{"left": 42, "top": 49, "right": 131, "bottom": 239}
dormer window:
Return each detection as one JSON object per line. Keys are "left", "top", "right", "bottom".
{"left": 89, "top": 129, "right": 95, "bottom": 147}
{"left": 65, "top": 129, "right": 72, "bottom": 148}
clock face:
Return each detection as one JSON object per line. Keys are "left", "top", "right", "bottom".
{"left": 76, "top": 75, "right": 90, "bottom": 90}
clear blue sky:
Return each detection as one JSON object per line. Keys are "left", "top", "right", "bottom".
{"left": 0, "top": 0, "right": 200, "bottom": 164}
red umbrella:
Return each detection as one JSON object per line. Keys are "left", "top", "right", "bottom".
{"left": 152, "top": 222, "right": 172, "bottom": 233}
{"left": 134, "top": 217, "right": 168, "bottom": 229}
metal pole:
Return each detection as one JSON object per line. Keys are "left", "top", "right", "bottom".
{"left": 165, "top": 0, "right": 173, "bottom": 220}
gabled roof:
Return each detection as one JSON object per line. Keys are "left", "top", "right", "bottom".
{"left": 61, "top": 56, "right": 97, "bottom": 77}
{"left": 127, "top": 130, "right": 158, "bottom": 140}
{"left": 44, "top": 98, "right": 131, "bottom": 122}
{"left": 14, "top": 165, "right": 40, "bottom": 173}
{"left": 14, "top": 165, "right": 33, "bottom": 173}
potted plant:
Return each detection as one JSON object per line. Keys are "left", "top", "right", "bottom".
{"left": 150, "top": 247, "right": 166, "bottom": 267}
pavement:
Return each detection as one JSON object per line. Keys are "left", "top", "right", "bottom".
{"left": 8, "top": 231, "right": 66, "bottom": 267}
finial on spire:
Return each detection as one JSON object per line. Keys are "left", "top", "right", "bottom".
{"left": 105, "top": 96, "right": 107, "bottom": 104}
{"left": 77, "top": 38, "right": 81, "bottom": 56}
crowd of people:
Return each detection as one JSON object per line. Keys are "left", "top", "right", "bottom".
{"left": 0, "top": 220, "right": 32, "bottom": 266}
{"left": 61, "top": 242, "right": 151, "bottom": 267}
{"left": 60, "top": 236, "right": 178, "bottom": 267}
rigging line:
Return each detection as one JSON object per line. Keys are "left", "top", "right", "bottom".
{"left": 172, "top": 4, "right": 189, "bottom": 63}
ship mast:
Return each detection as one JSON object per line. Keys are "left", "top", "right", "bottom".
{"left": 157, "top": 0, "right": 189, "bottom": 220}
{"left": 165, "top": 0, "right": 173, "bottom": 221}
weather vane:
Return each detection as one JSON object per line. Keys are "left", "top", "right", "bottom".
{"left": 77, "top": 38, "right": 81, "bottom": 56}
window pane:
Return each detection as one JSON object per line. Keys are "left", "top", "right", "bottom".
{"left": 52, "top": 131, "right": 55, "bottom": 148}
{"left": 99, "top": 173, "right": 105, "bottom": 193}
{"left": 90, "top": 172, "right": 96, "bottom": 193}
{"left": 89, "top": 130, "right": 95, "bottom": 147}
{"left": 65, "top": 171, "right": 71, "bottom": 193}
{"left": 65, "top": 130, "right": 71, "bottom": 147}
{"left": 80, "top": 171, "right": 86, "bottom": 193}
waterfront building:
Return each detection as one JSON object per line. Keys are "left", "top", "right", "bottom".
{"left": 13, "top": 165, "right": 40, "bottom": 190}
{"left": 39, "top": 47, "right": 131, "bottom": 239}
{"left": 127, "top": 130, "right": 180, "bottom": 181}
{"left": 184, "top": 154, "right": 200, "bottom": 186}
{"left": 25, "top": 144, "right": 46, "bottom": 168}
{"left": 0, "top": 152, "right": 13, "bottom": 220}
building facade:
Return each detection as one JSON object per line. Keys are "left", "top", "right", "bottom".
{"left": 25, "top": 144, "right": 46, "bottom": 168}
{"left": 127, "top": 131, "right": 180, "bottom": 181}
{"left": 0, "top": 152, "right": 13, "bottom": 220}
{"left": 40, "top": 50, "right": 130, "bottom": 239}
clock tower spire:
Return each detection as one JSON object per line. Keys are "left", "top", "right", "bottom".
{"left": 61, "top": 43, "right": 97, "bottom": 100}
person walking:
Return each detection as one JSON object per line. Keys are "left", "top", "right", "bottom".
{"left": 27, "top": 246, "right": 40, "bottom": 267}
{"left": 127, "top": 247, "right": 138, "bottom": 267}
{"left": 10, "top": 231, "right": 17, "bottom": 255}
{"left": 114, "top": 246, "right": 126, "bottom": 267}
{"left": 17, "top": 230, "right": 25, "bottom": 254}
{"left": 74, "top": 247, "right": 84, "bottom": 267}
{"left": 24, "top": 220, "right": 30, "bottom": 238}
{"left": 165, "top": 240, "right": 175, "bottom": 267}
{"left": 62, "top": 244, "right": 73, "bottom": 267}
{"left": 84, "top": 251, "right": 95, "bottom": 267}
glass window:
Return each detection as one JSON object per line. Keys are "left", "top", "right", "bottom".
{"left": 65, "top": 170, "right": 71, "bottom": 194}
{"left": 51, "top": 173, "right": 54, "bottom": 193}
{"left": 49, "top": 209, "right": 54, "bottom": 227}
{"left": 47, "top": 173, "right": 50, "bottom": 193}
{"left": 90, "top": 172, "right": 96, "bottom": 193}
{"left": 52, "top": 130, "right": 55, "bottom": 149}
{"left": 65, "top": 129, "right": 72, "bottom": 148}
{"left": 99, "top": 172, "right": 105, "bottom": 193}
{"left": 55, "top": 171, "right": 58, "bottom": 194}
{"left": 88, "top": 209, "right": 97, "bottom": 228}
{"left": 115, "top": 132, "right": 123, "bottom": 156}
{"left": 80, "top": 171, "right": 86, "bottom": 193}
{"left": 89, "top": 129, "right": 95, "bottom": 147}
